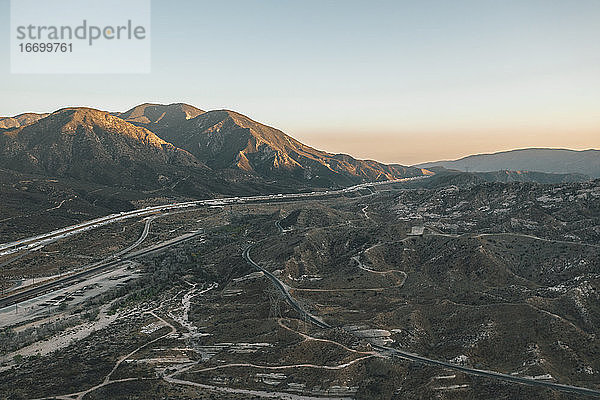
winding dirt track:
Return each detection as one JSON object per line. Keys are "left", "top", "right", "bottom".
{"left": 243, "top": 222, "right": 600, "bottom": 398}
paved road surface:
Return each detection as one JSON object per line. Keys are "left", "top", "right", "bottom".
{"left": 0, "top": 231, "right": 202, "bottom": 309}
{"left": 0, "top": 176, "right": 427, "bottom": 257}
{"left": 243, "top": 238, "right": 600, "bottom": 398}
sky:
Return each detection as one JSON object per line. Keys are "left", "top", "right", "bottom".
{"left": 0, "top": 0, "right": 598, "bottom": 165}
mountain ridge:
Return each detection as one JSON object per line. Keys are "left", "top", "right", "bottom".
{"left": 415, "top": 148, "right": 600, "bottom": 178}
{"left": 4, "top": 104, "right": 594, "bottom": 194}
{"left": 117, "top": 103, "right": 428, "bottom": 186}
{"left": 0, "top": 112, "right": 50, "bottom": 129}
{"left": 0, "top": 107, "right": 207, "bottom": 189}
{"left": 115, "top": 103, "right": 205, "bottom": 125}
{"left": 0, "top": 104, "right": 431, "bottom": 195}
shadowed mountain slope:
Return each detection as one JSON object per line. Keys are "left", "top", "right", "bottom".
{"left": 0, "top": 108, "right": 205, "bottom": 189}
{"left": 119, "top": 103, "right": 428, "bottom": 186}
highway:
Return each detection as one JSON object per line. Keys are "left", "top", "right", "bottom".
{"left": 372, "top": 344, "right": 600, "bottom": 397}
{"left": 0, "top": 176, "right": 428, "bottom": 257}
{"left": 243, "top": 245, "right": 330, "bottom": 329}
{"left": 0, "top": 176, "right": 423, "bottom": 311}
{"left": 3, "top": 174, "right": 598, "bottom": 397}
{"left": 243, "top": 231, "right": 600, "bottom": 398}
{"left": 112, "top": 216, "right": 156, "bottom": 258}
{"left": 0, "top": 230, "right": 203, "bottom": 309}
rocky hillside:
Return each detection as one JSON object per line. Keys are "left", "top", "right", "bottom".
{"left": 394, "top": 179, "right": 600, "bottom": 243}
{"left": 3, "top": 104, "right": 593, "bottom": 192}
{"left": 0, "top": 113, "right": 49, "bottom": 129}
{"left": 420, "top": 167, "right": 590, "bottom": 186}
{"left": 0, "top": 104, "right": 428, "bottom": 195}
{"left": 0, "top": 108, "right": 205, "bottom": 189}
{"left": 119, "top": 103, "right": 428, "bottom": 186}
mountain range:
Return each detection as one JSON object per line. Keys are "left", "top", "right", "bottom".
{"left": 0, "top": 104, "right": 428, "bottom": 193}
{"left": 115, "top": 103, "right": 427, "bottom": 186}
{"left": 1, "top": 103, "right": 597, "bottom": 197}
{"left": 416, "top": 148, "right": 600, "bottom": 178}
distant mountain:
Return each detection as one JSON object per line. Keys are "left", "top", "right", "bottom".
{"left": 114, "top": 103, "right": 205, "bottom": 127}
{"left": 0, "top": 112, "right": 49, "bottom": 129}
{"left": 418, "top": 167, "right": 591, "bottom": 188}
{"left": 0, "top": 107, "right": 207, "bottom": 189}
{"left": 416, "top": 148, "right": 600, "bottom": 178}
{"left": 474, "top": 169, "right": 590, "bottom": 183}
{"left": 119, "top": 104, "right": 428, "bottom": 186}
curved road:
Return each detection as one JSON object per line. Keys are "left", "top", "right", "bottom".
{"left": 243, "top": 245, "right": 330, "bottom": 329}
{"left": 243, "top": 238, "right": 600, "bottom": 398}
{"left": 112, "top": 216, "right": 156, "bottom": 258}
{"left": 0, "top": 230, "right": 202, "bottom": 309}
{"left": 0, "top": 176, "right": 428, "bottom": 257}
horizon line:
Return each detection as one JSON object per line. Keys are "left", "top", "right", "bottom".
{"left": 1, "top": 103, "right": 598, "bottom": 167}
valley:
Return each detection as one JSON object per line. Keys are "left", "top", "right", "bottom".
{"left": 0, "top": 103, "right": 598, "bottom": 399}
{"left": 2, "top": 0, "right": 598, "bottom": 396}
{"left": 1, "top": 178, "right": 598, "bottom": 399}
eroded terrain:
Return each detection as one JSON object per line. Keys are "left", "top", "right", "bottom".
{"left": 1, "top": 180, "right": 599, "bottom": 399}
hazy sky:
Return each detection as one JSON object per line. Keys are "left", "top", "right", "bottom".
{"left": 1, "top": 0, "right": 598, "bottom": 165}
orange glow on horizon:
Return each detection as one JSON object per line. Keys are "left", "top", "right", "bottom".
{"left": 294, "top": 127, "right": 599, "bottom": 165}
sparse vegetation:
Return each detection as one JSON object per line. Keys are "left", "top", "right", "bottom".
{"left": 0, "top": 180, "right": 598, "bottom": 399}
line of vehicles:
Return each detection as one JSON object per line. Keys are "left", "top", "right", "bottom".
{"left": 0, "top": 176, "right": 429, "bottom": 258}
